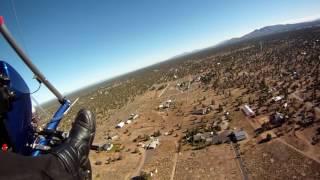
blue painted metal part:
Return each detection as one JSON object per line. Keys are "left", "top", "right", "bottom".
{"left": 32, "top": 99, "right": 70, "bottom": 156}
{"left": 1, "top": 18, "right": 74, "bottom": 156}
{"left": 0, "top": 61, "right": 71, "bottom": 156}
{"left": 0, "top": 61, "right": 34, "bottom": 155}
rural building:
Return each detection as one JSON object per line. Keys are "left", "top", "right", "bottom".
{"left": 116, "top": 122, "right": 125, "bottom": 128}
{"left": 147, "top": 138, "right": 160, "bottom": 149}
{"left": 191, "top": 106, "right": 211, "bottom": 115}
{"left": 212, "top": 136, "right": 221, "bottom": 144}
{"left": 159, "top": 99, "right": 173, "bottom": 109}
{"left": 269, "top": 112, "right": 285, "bottom": 125}
{"left": 126, "top": 120, "right": 132, "bottom": 124}
{"left": 272, "top": 95, "right": 284, "bottom": 102}
{"left": 97, "top": 143, "right": 113, "bottom": 152}
{"left": 231, "top": 130, "right": 247, "bottom": 142}
{"left": 241, "top": 104, "right": 255, "bottom": 117}
{"left": 191, "top": 132, "right": 212, "bottom": 144}
{"left": 212, "top": 130, "right": 232, "bottom": 144}
{"left": 129, "top": 113, "right": 139, "bottom": 120}
{"left": 193, "top": 133, "right": 203, "bottom": 142}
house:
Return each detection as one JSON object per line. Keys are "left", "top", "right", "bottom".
{"left": 231, "top": 131, "right": 247, "bottom": 142}
{"left": 212, "top": 136, "right": 222, "bottom": 144}
{"left": 272, "top": 95, "right": 284, "bottom": 102}
{"left": 128, "top": 113, "right": 139, "bottom": 120}
{"left": 147, "top": 138, "right": 160, "bottom": 149}
{"left": 219, "top": 130, "right": 232, "bottom": 143}
{"left": 241, "top": 105, "right": 255, "bottom": 117}
{"left": 193, "top": 133, "right": 203, "bottom": 142}
{"left": 212, "top": 130, "right": 232, "bottom": 144}
{"left": 99, "top": 143, "right": 113, "bottom": 151}
{"left": 191, "top": 107, "right": 211, "bottom": 115}
{"left": 269, "top": 112, "right": 285, "bottom": 125}
{"left": 159, "top": 104, "right": 165, "bottom": 109}
{"left": 116, "top": 122, "right": 125, "bottom": 128}
{"left": 126, "top": 120, "right": 132, "bottom": 124}
{"left": 191, "top": 109, "right": 206, "bottom": 115}
{"left": 192, "top": 132, "right": 212, "bottom": 144}
{"left": 159, "top": 99, "right": 173, "bottom": 109}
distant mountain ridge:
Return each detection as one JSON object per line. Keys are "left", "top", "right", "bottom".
{"left": 220, "top": 18, "right": 320, "bottom": 46}
{"left": 170, "top": 19, "right": 320, "bottom": 59}
{"left": 44, "top": 18, "right": 320, "bottom": 105}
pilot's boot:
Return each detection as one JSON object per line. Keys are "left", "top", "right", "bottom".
{"left": 51, "top": 109, "right": 96, "bottom": 179}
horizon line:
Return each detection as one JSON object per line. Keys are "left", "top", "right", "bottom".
{"left": 41, "top": 14, "right": 320, "bottom": 104}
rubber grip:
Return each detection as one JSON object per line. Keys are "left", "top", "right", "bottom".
{"left": 0, "top": 16, "right": 4, "bottom": 25}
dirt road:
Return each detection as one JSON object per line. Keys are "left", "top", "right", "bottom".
{"left": 169, "top": 152, "right": 178, "bottom": 180}
{"left": 231, "top": 142, "right": 249, "bottom": 180}
{"left": 246, "top": 113, "right": 320, "bottom": 164}
{"left": 158, "top": 84, "right": 170, "bottom": 97}
{"left": 131, "top": 148, "right": 148, "bottom": 178}
{"left": 276, "top": 138, "right": 320, "bottom": 164}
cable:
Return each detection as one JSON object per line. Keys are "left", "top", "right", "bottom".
{"left": 9, "top": 0, "right": 42, "bottom": 96}
{"left": 9, "top": 0, "right": 29, "bottom": 54}
{"left": 18, "top": 82, "right": 42, "bottom": 95}
{"left": 29, "top": 82, "right": 42, "bottom": 94}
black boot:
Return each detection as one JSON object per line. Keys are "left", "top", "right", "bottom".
{"left": 51, "top": 109, "right": 96, "bottom": 179}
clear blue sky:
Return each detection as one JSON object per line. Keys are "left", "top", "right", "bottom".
{"left": 0, "top": 0, "right": 320, "bottom": 103}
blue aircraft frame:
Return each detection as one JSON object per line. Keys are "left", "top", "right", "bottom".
{"left": 0, "top": 16, "right": 72, "bottom": 156}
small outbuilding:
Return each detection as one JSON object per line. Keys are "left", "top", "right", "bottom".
{"left": 126, "top": 120, "right": 132, "bottom": 124}
{"left": 116, "top": 122, "right": 125, "bottom": 128}
{"left": 129, "top": 113, "right": 139, "bottom": 120}
{"left": 241, "top": 105, "right": 255, "bottom": 117}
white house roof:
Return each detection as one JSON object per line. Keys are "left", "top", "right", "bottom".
{"left": 116, "top": 122, "right": 125, "bottom": 128}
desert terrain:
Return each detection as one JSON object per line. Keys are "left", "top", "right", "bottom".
{"left": 42, "top": 25, "right": 320, "bottom": 180}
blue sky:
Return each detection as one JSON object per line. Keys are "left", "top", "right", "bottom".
{"left": 0, "top": 0, "right": 320, "bottom": 103}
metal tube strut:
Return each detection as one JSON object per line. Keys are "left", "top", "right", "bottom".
{"left": 0, "top": 16, "right": 65, "bottom": 103}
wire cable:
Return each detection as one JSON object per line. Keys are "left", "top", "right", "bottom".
{"left": 9, "top": 0, "right": 43, "bottom": 96}
{"left": 9, "top": 0, "right": 29, "bottom": 54}
{"left": 29, "top": 82, "right": 42, "bottom": 94}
